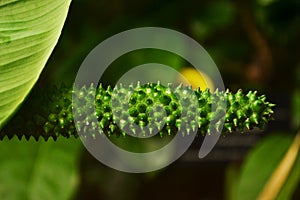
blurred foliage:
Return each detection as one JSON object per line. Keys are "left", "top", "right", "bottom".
{"left": 233, "top": 133, "right": 300, "bottom": 200}
{"left": 0, "top": 138, "right": 82, "bottom": 200}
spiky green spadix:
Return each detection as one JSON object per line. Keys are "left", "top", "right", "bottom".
{"left": 0, "top": 82, "right": 275, "bottom": 140}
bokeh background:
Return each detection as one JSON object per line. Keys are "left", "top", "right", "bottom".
{"left": 2, "top": 0, "right": 300, "bottom": 199}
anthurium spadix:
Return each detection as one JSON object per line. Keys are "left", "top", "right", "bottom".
{"left": 1, "top": 83, "right": 275, "bottom": 140}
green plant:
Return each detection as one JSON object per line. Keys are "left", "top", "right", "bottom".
{"left": 1, "top": 83, "right": 274, "bottom": 140}
{"left": 0, "top": 0, "right": 72, "bottom": 130}
{"left": 1, "top": 0, "right": 300, "bottom": 200}
{"left": 226, "top": 130, "right": 300, "bottom": 200}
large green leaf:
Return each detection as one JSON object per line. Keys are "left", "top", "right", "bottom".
{"left": 235, "top": 133, "right": 300, "bottom": 200}
{"left": 0, "top": 0, "right": 72, "bottom": 130}
{"left": 0, "top": 137, "right": 82, "bottom": 200}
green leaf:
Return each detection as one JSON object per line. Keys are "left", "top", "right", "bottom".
{"left": 235, "top": 133, "right": 300, "bottom": 200}
{"left": 0, "top": 137, "right": 82, "bottom": 200}
{"left": 0, "top": 0, "right": 72, "bottom": 130}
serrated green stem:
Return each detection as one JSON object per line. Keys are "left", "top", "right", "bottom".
{"left": 0, "top": 83, "right": 275, "bottom": 140}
